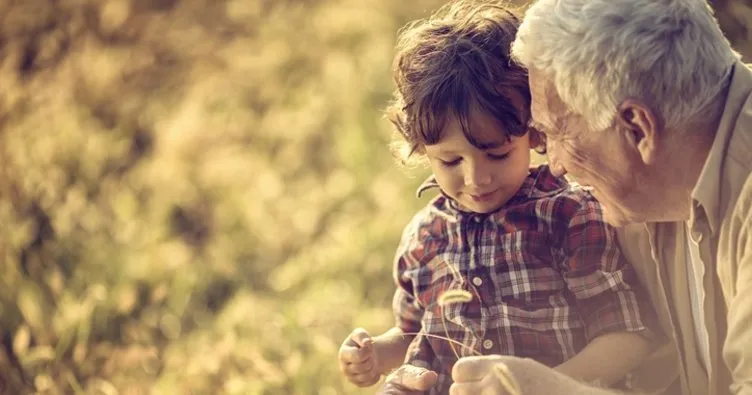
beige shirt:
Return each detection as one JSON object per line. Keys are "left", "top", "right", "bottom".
{"left": 616, "top": 60, "right": 752, "bottom": 395}
{"left": 685, "top": 223, "right": 711, "bottom": 372}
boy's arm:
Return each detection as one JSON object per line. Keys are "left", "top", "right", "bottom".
{"left": 554, "top": 331, "right": 651, "bottom": 385}
{"left": 389, "top": 210, "right": 434, "bottom": 372}
{"left": 372, "top": 327, "right": 415, "bottom": 374}
{"left": 559, "top": 196, "right": 656, "bottom": 385}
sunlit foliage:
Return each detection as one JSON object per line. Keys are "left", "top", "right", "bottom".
{"left": 0, "top": 0, "right": 746, "bottom": 394}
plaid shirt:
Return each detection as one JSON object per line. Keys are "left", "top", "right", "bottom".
{"left": 392, "top": 165, "right": 651, "bottom": 394}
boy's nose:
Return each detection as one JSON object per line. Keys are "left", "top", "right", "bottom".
{"left": 464, "top": 165, "right": 492, "bottom": 187}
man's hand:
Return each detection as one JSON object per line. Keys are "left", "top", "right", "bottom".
{"left": 450, "top": 355, "right": 611, "bottom": 395}
{"left": 377, "top": 364, "right": 439, "bottom": 395}
{"left": 449, "top": 355, "right": 524, "bottom": 395}
{"left": 338, "top": 328, "right": 381, "bottom": 387}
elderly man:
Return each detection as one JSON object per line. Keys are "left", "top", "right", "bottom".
{"left": 382, "top": 0, "right": 752, "bottom": 394}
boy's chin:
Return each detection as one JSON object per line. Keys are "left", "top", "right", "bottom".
{"left": 461, "top": 200, "right": 505, "bottom": 214}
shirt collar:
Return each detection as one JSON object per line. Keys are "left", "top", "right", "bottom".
{"left": 691, "top": 60, "right": 749, "bottom": 235}
{"left": 416, "top": 177, "right": 440, "bottom": 199}
{"left": 415, "top": 165, "right": 567, "bottom": 209}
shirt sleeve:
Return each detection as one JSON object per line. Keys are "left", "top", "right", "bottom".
{"left": 560, "top": 196, "right": 652, "bottom": 341}
{"left": 404, "top": 331, "right": 438, "bottom": 369}
{"left": 724, "top": 175, "right": 752, "bottom": 395}
{"left": 404, "top": 333, "right": 451, "bottom": 393}
{"left": 392, "top": 214, "right": 425, "bottom": 335}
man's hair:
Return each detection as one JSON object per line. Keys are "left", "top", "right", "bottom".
{"left": 386, "top": 0, "right": 537, "bottom": 166}
{"left": 512, "top": 0, "right": 739, "bottom": 132}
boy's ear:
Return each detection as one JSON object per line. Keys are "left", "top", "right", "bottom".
{"left": 617, "top": 99, "right": 660, "bottom": 165}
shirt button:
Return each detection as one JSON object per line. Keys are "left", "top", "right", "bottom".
{"left": 483, "top": 339, "right": 494, "bottom": 350}
{"left": 472, "top": 277, "right": 483, "bottom": 286}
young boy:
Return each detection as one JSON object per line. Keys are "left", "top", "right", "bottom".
{"left": 338, "top": 1, "right": 654, "bottom": 393}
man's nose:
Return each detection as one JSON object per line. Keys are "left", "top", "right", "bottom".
{"left": 548, "top": 148, "right": 567, "bottom": 178}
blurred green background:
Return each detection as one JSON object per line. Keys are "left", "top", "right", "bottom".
{"left": 0, "top": 0, "right": 749, "bottom": 394}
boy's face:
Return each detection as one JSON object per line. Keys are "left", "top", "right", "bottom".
{"left": 424, "top": 111, "right": 532, "bottom": 214}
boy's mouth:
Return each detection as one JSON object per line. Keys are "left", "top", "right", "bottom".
{"left": 469, "top": 189, "right": 498, "bottom": 202}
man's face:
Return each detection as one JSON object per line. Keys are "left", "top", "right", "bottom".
{"left": 528, "top": 69, "right": 650, "bottom": 227}
{"left": 423, "top": 111, "right": 533, "bottom": 214}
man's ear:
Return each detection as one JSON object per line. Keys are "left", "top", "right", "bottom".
{"left": 617, "top": 99, "right": 660, "bottom": 165}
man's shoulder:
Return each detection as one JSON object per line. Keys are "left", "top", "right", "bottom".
{"left": 730, "top": 97, "right": 752, "bottom": 169}
{"left": 726, "top": 63, "right": 752, "bottom": 168}
{"left": 731, "top": 173, "right": 752, "bottom": 223}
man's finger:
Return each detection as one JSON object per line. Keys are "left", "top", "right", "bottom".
{"left": 449, "top": 381, "right": 493, "bottom": 395}
{"left": 449, "top": 381, "right": 477, "bottom": 395}
{"left": 451, "top": 360, "right": 521, "bottom": 395}
{"left": 387, "top": 365, "right": 438, "bottom": 391}
{"left": 452, "top": 355, "right": 504, "bottom": 383}
{"left": 377, "top": 381, "right": 427, "bottom": 395}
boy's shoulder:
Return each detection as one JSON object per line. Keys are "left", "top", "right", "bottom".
{"left": 527, "top": 165, "right": 594, "bottom": 201}
{"left": 396, "top": 179, "right": 457, "bottom": 242}
{"left": 402, "top": 165, "right": 605, "bottom": 232}
{"left": 406, "top": 194, "right": 455, "bottom": 233}
{"left": 520, "top": 165, "right": 603, "bottom": 219}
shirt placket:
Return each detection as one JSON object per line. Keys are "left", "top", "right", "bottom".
{"left": 691, "top": 220, "right": 718, "bottom": 395}
{"left": 647, "top": 224, "right": 692, "bottom": 394}
{"left": 465, "top": 214, "right": 497, "bottom": 355}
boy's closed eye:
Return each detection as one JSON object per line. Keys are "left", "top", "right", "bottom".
{"left": 439, "top": 157, "right": 462, "bottom": 167}
{"left": 438, "top": 151, "right": 511, "bottom": 167}
{"left": 487, "top": 152, "right": 510, "bottom": 161}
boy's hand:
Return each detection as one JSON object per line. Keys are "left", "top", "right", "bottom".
{"left": 338, "top": 328, "right": 381, "bottom": 387}
{"left": 378, "top": 364, "right": 438, "bottom": 395}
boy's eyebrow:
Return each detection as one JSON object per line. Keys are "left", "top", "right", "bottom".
{"left": 433, "top": 140, "right": 509, "bottom": 155}
{"left": 478, "top": 141, "right": 509, "bottom": 150}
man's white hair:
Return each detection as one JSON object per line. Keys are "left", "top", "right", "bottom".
{"left": 512, "top": 0, "right": 739, "bottom": 132}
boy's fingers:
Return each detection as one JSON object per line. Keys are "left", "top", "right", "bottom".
{"left": 344, "top": 358, "right": 376, "bottom": 375}
{"left": 339, "top": 329, "right": 373, "bottom": 364}
{"left": 340, "top": 344, "right": 373, "bottom": 364}
{"left": 352, "top": 371, "right": 381, "bottom": 387}
{"left": 349, "top": 328, "right": 373, "bottom": 348}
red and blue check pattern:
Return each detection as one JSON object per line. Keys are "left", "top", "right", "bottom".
{"left": 392, "top": 165, "right": 650, "bottom": 394}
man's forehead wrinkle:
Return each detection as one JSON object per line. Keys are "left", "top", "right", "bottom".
{"left": 529, "top": 81, "right": 551, "bottom": 127}
{"left": 537, "top": 79, "right": 578, "bottom": 137}
{"left": 529, "top": 70, "right": 579, "bottom": 138}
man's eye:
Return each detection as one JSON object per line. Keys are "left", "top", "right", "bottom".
{"left": 487, "top": 152, "right": 509, "bottom": 161}
{"left": 440, "top": 158, "right": 461, "bottom": 167}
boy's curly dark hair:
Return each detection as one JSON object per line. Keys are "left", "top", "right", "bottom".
{"left": 387, "top": 0, "right": 543, "bottom": 166}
